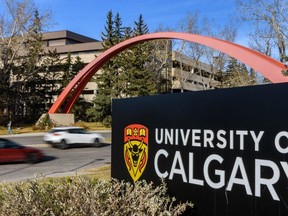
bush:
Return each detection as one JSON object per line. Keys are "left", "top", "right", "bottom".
{"left": 36, "top": 114, "right": 56, "bottom": 130}
{"left": 103, "top": 115, "right": 112, "bottom": 128}
{"left": 0, "top": 177, "right": 192, "bottom": 216}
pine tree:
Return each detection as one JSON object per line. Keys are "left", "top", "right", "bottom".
{"left": 15, "top": 9, "right": 49, "bottom": 122}
{"left": 90, "top": 12, "right": 157, "bottom": 126}
{"left": 89, "top": 10, "right": 119, "bottom": 126}
{"left": 101, "top": 10, "right": 115, "bottom": 49}
{"left": 0, "top": 0, "right": 53, "bottom": 124}
{"left": 114, "top": 13, "right": 125, "bottom": 43}
{"left": 42, "top": 49, "right": 62, "bottom": 98}
{"left": 61, "top": 53, "right": 73, "bottom": 88}
{"left": 69, "top": 55, "right": 89, "bottom": 121}
{"left": 133, "top": 14, "right": 149, "bottom": 36}
{"left": 222, "top": 57, "right": 257, "bottom": 87}
{"left": 60, "top": 53, "right": 86, "bottom": 90}
{"left": 73, "top": 56, "right": 86, "bottom": 74}
{"left": 126, "top": 14, "right": 156, "bottom": 96}
{"left": 57, "top": 53, "right": 88, "bottom": 119}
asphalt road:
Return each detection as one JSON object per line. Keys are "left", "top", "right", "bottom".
{"left": 2, "top": 130, "right": 111, "bottom": 145}
{"left": 0, "top": 131, "right": 111, "bottom": 182}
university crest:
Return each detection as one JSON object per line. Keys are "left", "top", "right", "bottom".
{"left": 124, "top": 124, "right": 148, "bottom": 181}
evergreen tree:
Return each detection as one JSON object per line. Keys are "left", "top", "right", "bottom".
{"left": 72, "top": 97, "right": 93, "bottom": 122}
{"left": 133, "top": 14, "right": 149, "bottom": 36}
{"left": 111, "top": 12, "right": 127, "bottom": 98}
{"left": 15, "top": 9, "right": 49, "bottom": 122}
{"left": 41, "top": 49, "right": 62, "bottom": 99}
{"left": 73, "top": 56, "right": 86, "bottom": 74}
{"left": 61, "top": 53, "right": 73, "bottom": 88}
{"left": 126, "top": 14, "right": 156, "bottom": 96}
{"left": 123, "top": 27, "right": 133, "bottom": 39}
{"left": 101, "top": 10, "right": 115, "bottom": 48}
{"left": 114, "top": 13, "right": 125, "bottom": 43}
{"left": 4, "top": 9, "right": 63, "bottom": 123}
{"left": 89, "top": 10, "right": 125, "bottom": 126}
{"left": 0, "top": 0, "right": 52, "bottom": 124}
{"left": 60, "top": 53, "right": 86, "bottom": 90}
{"left": 87, "top": 93, "right": 112, "bottom": 125}
{"left": 58, "top": 53, "right": 88, "bottom": 120}
{"left": 222, "top": 57, "right": 257, "bottom": 87}
{"left": 90, "top": 13, "right": 159, "bottom": 126}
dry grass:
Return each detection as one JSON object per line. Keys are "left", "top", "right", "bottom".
{"left": 0, "top": 122, "right": 110, "bottom": 135}
{"left": 73, "top": 121, "right": 109, "bottom": 130}
{"left": 0, "top": 126, "right": 43, "bottom": 135}
{"left": 81, "top": 164, "right": 111, "bottom": 180}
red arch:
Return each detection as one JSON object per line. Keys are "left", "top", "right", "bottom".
{"left": 48, "top": 32, "right": 287, "bottom": 114}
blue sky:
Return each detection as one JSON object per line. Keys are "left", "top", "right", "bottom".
{"left": 35, "top": 0, "right": 244, "bottom": 43}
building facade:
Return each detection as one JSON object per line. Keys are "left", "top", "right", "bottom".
{"left": 43, "top": 30, "right": 220, "bottom": 103}
{"left": 171, "top": 51, "right": 221, "bottom": 92}
{"left": 43, "top": 30, "right": 104, "bottom": 102}
{"left": 0, "top": 30, "right": 221, "bottom": 124}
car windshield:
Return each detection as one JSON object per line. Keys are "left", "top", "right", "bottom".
{"left": 68, "top": 128, "right": 87, "bottom": 134}
{"left": 48, "top": 128, "right": 88, "bottom": 134}
{"left": 49, "top": 129, "right": 66, "bottom": 133}
{"left": 0, "top": 139, "right": 21, "bottom": 149}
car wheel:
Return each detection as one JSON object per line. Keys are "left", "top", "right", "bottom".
{"left": 51, "top": 143, "right": 58, "bottom": 148}
{"left": 58, "top": 140, "right": 68, "bottom": 149}
{"left": 26, "top": 153, "right": 39, "bottom": 163}
{"left": 93, "top": 138, "right": 101, "bottom": 147}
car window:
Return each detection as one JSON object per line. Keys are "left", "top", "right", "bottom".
{"left": 68, "top": 129, "right": 77, "bottom": 134}
{"left": 0, "top": 140, "right": 7, "bottom": 148}
{"left": 49, "top": 129, "right": 66, "bottom": 133}
{"left": 5, "top": 141, "right": 21, "bottom": 149}
{"left": 78, "top": 128, "right": 87, "bottom": 134}
{"left": 0, "top": 140, "right": 20, "bottom": 149}
{"left": 67, "top": 128, "right": 86, "bottom": 134}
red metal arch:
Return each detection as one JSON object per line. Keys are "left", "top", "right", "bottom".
{"left": 48, "top": 32, "right": 287, "bottom": 114}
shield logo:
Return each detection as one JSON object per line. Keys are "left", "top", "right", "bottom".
{"left": 124, "top": 124, "right": 148, "bottom": 182}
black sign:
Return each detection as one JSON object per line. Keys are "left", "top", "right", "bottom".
{"left": 112, "top": 83, "right": 288, "bottom": 216}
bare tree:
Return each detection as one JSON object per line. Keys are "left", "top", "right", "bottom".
{"left": 248, "top": 26, "right": 274, "bottom": 57}
{"left": 0, "top": 0, "right": 51, "bottom": 121}
{"left": 146, "top": 39, "right": 173, "bottom": 93}
{"left": 175, "top": 12, "right": 237, "bottom": 91}
{"left": 202, "top": 21, "right": 237, "bottom": 89}
{"left": 236, "top": 0, "right": 288, "bottom": 63}
{"left": 1, "top": 0, "right": 35, "bottom": 69}
{"left": 175, "top": 12, "right": 207, "bottom": 91}
{"left": 146, "top": 25, "right": 175, "bottom": 93}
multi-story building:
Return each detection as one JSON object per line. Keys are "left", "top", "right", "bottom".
{"left": 171, "top": 51, "right": 221, "bottom": 92}
{"left": 43, "top": 30, "right": 104, "bottom": 102}
{"left": 1, "top": 30, "right": 222, "bottom": 124}
{"left": 42, "top": 30, "right": 220, "bottom": 102}
{"left": 41, "top": 30, "right": 223, "bottom": 105}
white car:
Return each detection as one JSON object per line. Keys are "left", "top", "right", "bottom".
{"left": 43, "top": 126, "right": 105, "bottom": 149}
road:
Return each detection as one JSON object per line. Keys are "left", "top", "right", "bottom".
{"left": 0, "top": 131, "right": 111, "bottom": 183}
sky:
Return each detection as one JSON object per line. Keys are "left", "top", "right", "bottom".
{"left": 34, "top": 0, "right": 246, "bottom": 44}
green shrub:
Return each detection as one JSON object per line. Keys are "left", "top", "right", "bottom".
{"left": 103, "top": 116, "right": 112, "bottom": 128}
{"left": 36, "top": 114, "right": 56, "bottom": 130}
{"left": 0, "top": 177, "right": 192, "bottom": 216}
